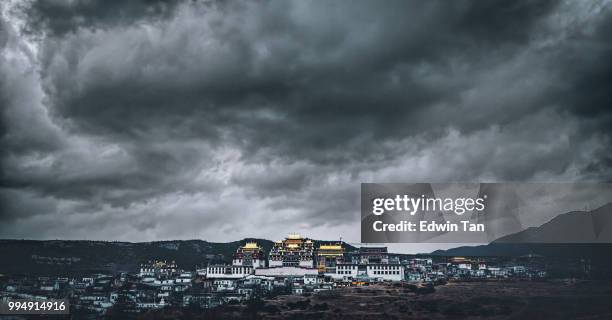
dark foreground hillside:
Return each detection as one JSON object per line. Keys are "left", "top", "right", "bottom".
{"left": 137, "top": 281, "right": 612, "bottom": 320}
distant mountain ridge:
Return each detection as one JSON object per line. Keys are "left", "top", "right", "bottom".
{"left": 2, "top": 203, "right": 611, "bottom": 276}
{"left": 494, "top": 202, "right": 612, "bottom": 243}
{"left": 432, "top": 202, "right": 612, "bottom": 257}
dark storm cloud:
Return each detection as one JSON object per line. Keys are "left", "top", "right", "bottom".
{"left": 1, "top": 0, "right": 611, "bottom": 243}
{"left": 558, "top": 9, "right": 612, "bottom": 125}
{"left": 44, "top": 1, "right": 559, "bottom": 146}
{"left": 24, "top": 0, "right": 180, "bottom": 36}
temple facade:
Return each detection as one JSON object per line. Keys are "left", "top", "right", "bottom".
{"left": 232, "top": 242, "right": 266, "bottom": 269}
{"left": 352, "top": 247, "right": 390, "bottom": 264}
{"left": 316, "top": 244, "right": 344, "bottom": 273}
{"left": 202, "top": 237, "right": 407, "bottom": 282}
{"left": 269, "top": 233, "right": 315, "bottom": 268}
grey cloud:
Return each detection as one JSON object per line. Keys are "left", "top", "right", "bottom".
{"left": 25, "top": 0, "right": 181, "bottom": 36}
{"left": 1, "top": 0, "right": 611, "bottom": 245}
{"left": 37, "top": 1, "right": 560, "bottom": 146}
{"left": 558, "top": 9, "right": 612, "bottom": 122}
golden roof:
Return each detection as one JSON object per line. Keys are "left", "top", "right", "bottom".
{"left": 243, "top": 242, "right": 260, "bottom": 249}
{"left": 319, "top": 245, "right": 342, "bottom": 250}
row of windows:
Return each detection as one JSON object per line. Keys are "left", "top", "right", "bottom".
{"left": 369, "top": 266, "right": 400, "bottom": 270}
{"left": 207, "top": 267, "right": 251, "bottom": 274}
{"left": 337, "top": 271, "right": 354, "bottom": 275}
{"left": 372, "top": 271, "right": 400, "bottom": 275}
{"left": 338, "top": 266, "right": 357, "bottom": 270}
{"left": 337, "top": 270, "right": 400, "bottom": 275}
{"left": 338, "top": 266, "right": 401, "bottom": 270}
{"left": 140, "top": 268, "right": 175, "bottom": 271}
{"left": 234, "top": 258, "right": 262, "bottom": 261}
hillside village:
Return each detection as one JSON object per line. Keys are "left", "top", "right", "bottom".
{"left": 0, "top": 233, "right": 552, "bottom": 317}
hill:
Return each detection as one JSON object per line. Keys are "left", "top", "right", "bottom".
{"left": 431, "top": 202, "right": 612, "bottom": 259}
{"left": 0, "top": 238, "right": 269, "bottom": 276}
{"left": 0, "top": 238, "right": 357, "bottom": 276}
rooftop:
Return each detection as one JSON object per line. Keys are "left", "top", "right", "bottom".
{"left": 242, "top": 242, "right": 260, "bottom": 249}
{"left": 319, "top": 245, "right": 343, "bottom": 250}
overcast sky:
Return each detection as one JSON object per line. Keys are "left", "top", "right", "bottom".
{"left": 1, "top": 0, "right": 611, "bottom": 252}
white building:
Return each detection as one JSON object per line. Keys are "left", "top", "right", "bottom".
{"left": 366, "top": 264, "right": 404, "bottom": 281}
{"left": 331, "top": 263, "right": 404, "bottom": 282}
{"left": 136, "top": 298, "right": 168, "bottom": 310}
{"left": 458, "top": 263, "right": 472, "bottom": 270}
{"left": 213, "top": 279, "right": 236, "bottom": 291}
{"left": 303, "top": 274, "right": 318, "bottom": 285}
{"left": 487, "top": 267, "right": 508, "bottom": 277}
{"left": 175, "top": 272, "right": 193, "bottom": 284}
{"left": 334, "top": 264, "right": 359, "bottom": 279}
{"left": 206, "top": 265, "right": 253, "bottom": 279}
{"left": 255, "top": 266, "right": 318, "bottom": 277}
